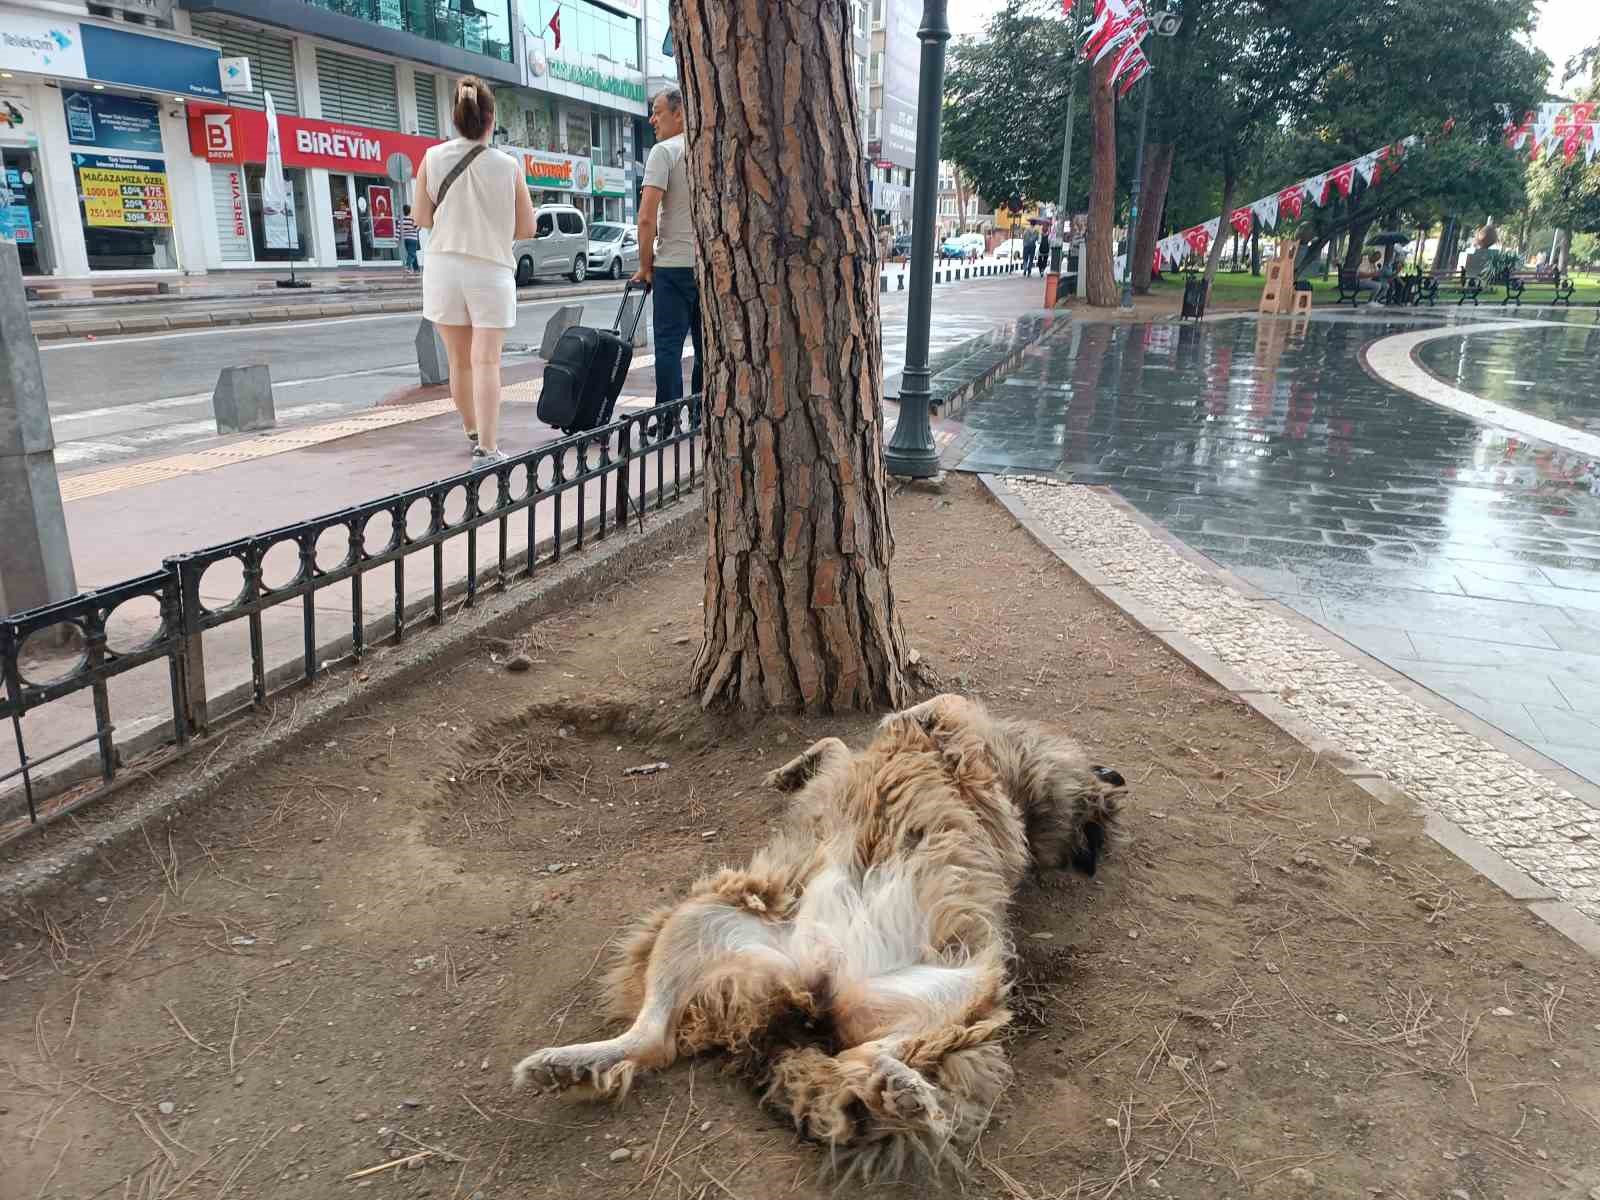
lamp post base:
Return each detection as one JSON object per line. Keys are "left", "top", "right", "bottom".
{"left": 884, "top": 389, "right": 941, "bottom": 479}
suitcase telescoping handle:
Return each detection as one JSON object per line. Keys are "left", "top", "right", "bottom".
{"left": 613, "top": 279, "right": 652, "bottom": 342}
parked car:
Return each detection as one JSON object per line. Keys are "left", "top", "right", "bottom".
{"left": 512, "top": 203, "right": 588, "bottom": 285}
{"left": 891, "top": 233, "right": 915, "bottom": 259}
{"left": 940, "top": 233, "right": 983, "bottom": 260}
{"left": 993, "top": 237, "right": 1024, "bottom": 261}
{"left": 585, "top": 222, "right": 640, "bottom": 279}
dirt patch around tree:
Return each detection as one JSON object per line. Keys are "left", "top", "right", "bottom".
{"left": 3, "top": 475, "right": 1598, "bottom": 1200}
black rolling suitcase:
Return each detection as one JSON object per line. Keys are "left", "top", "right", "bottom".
{"left": 537, "top": 282, "right": 651, "bottom": 434}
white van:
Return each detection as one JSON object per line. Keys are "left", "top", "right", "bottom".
{"left": 512, "top": 203, "right": 589, "bottom": 286}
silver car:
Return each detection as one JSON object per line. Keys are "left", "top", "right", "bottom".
{"left": 512, "top": 204, "right": 589, "bottom": 285}
{"left": 586, "top": 222, "right": 640, "bottom": 280}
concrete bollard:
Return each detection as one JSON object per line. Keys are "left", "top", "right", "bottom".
{"left": 212, "top": 365, "right": 275, "bottom": 435}
{"left": 416, "top": 318, "right": 448, "bottom": 386}
{"left": 898, "top": 274, "right": 905, "bottom": 291}
{"left": 880, "top": 274, "right": 888, "bottom": 293}
{"left": 540, "top": 304, "right": 584, "bottom": 359}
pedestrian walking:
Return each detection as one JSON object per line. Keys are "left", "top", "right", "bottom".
{"left": 401, "top": 205, "right": 420, "bottom": 273}
{"left": 634, "top": 85, "right": 703, "bottom": 429}
{"left": 413, "top": 76, "right": 537, "bottom": 463}
{"left": 1021, "top": 226, "right": 1037, "bottom": 275}
{"left": 1035, "top": 229, "right": 1051, "bottom": 277}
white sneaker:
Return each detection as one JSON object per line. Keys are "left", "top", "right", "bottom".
{"left": 471, "top": 446, "right": 509, "bottom": 465}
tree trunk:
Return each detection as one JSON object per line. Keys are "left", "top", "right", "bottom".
{"left": 674, "top": 0, "right": 908, "bottom": 712}
{"left": 1342, "top": 215, "right": 1373, "bottom": 271}
{"left": 1084, "top": 54, "right": 1119, "bottom": 307}
{"left": 1433, "top": 216, "right": 1457, "bottom": 272}
{"left": 1130, "top": 142, "right": 1173, "bottom": 294}
{"left": 1250, "top": 225, "right": 1261, "bottom": 275}
{"left": 1556, "top": 227, "right": 1571, "bottom": 272}
{"left": 1201, "top": 172, "right": 1237, "bottom": 289}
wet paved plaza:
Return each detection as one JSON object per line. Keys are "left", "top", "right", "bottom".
{"left": 958, "top": 314, "right": 1600, "bottom": 788}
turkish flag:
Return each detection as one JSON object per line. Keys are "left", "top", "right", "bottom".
{"left": 548, "top": 6, "right": 561, "bottom": 50}
{"left": 1278, "top": 185, "right": 1304, "bottom": 221}
{"left": 1230, "top": 207, "right": 1253, "bottom": 237}
{"left": 1183, "top": 226, "right": 1210, "bottom": 256}
{"left": 1329, "top": 162, "right": 1357, "bottom": 197}
{"left": 1063, "top": 0, "right": 1074, "bottom": 11}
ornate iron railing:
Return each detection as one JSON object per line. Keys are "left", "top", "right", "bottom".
{"left": 0, "top": 399, "right": 698, "bottom": 839}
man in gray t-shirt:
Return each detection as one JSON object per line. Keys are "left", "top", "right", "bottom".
{"left": 634, "top": 86, "right": 702, "bottom": 424}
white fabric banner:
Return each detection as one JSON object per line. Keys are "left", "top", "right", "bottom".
{"left": 1302, "top": 173, "right": 1330, "bottom": 206}
{"left": 1354, "top": 152, "right": 1381, "bottom": 186}
{"left": 1250, "top": 194, "right": 1279, "bottom": 230}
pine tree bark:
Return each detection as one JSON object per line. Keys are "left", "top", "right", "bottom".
{"left": 673, "top": 0, "right": 909, "bottom": 713}
{"left": 1130, "top": 142, "right": 1174, "bottom": 294}
{"left": 1084, "top": 55, "right": 1119, "bottom": 307}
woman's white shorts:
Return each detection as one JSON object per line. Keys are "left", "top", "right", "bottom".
{"left": 421, "top": 251, "right": 516, "bottom": 329}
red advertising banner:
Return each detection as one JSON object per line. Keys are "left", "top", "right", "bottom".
{"left": 368, "top": 184, "right": 396, "bottom": 247}
{"left": 188, "top": 104, "right": 439, "bottom": 177}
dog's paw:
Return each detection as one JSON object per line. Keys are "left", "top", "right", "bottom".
{"left": 511, "top": 1044, "right": 637, "bottom": 1097}
{"left": 871, "top": 1055, "right": 947, "bottom": 1129}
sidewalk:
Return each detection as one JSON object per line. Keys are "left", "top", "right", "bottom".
{"left": 3, "top": 273, "right": 1055, "bottom": 806}
{"left": 28, "top": 259, "right": 1020, "bottom": 341}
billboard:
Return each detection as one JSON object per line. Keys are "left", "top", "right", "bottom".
{"left": 879, "top": 0, "right": 921, "bottom": 169}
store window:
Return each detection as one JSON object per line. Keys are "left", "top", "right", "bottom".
{"left": 356, "top": 176, "right": 401, "bottom": 263}
{"left": 523, "top": 0, "right": 641, "bottom": 72}
{"left": 65, "top": 90, "right": 178, "bottom": 271}
{"left": 1, "top": 147, "right": 53, "bottom": 274}
{"left": 64, "top": 90, "right": 178, "bottom": 273}
{"left": 245, "top": 164, "right": 312, "bottom": 261}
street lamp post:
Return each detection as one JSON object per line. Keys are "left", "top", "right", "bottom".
{"left": 884, "top": 0, "right": 951, "bottom": 480}
{"left": 1119, "top": 79, "right": 1152, "bottom": 309}
{"left": 1119, "top": 11, "right": 1180, "bottom": 308}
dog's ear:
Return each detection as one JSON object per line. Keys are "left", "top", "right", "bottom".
{"left": 1090, "top": 765, "right": 1125, "bottom": 789}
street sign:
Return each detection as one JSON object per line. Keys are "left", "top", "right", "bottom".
{"left": 385, "top": 151, "right": 414, "bottom": 185}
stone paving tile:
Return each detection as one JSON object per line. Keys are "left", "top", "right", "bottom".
{"left": 957, "top": 316, "right": 1600, "bottom": 784}
{"left": 1007, "top": 477, "right": 1600, "bottom": 922}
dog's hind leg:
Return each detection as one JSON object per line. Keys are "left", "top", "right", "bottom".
{"left": 512, "top": 883, "right": 795, "bottom": 1099}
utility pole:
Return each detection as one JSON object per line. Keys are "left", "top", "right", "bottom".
{"left": 0, "top": 239, "right": 76, "bottom": 618}
{"left": 1119, "top": 78, "right": 1151, "bottom": 308}
{"left": 1051, "top": 1, "right": 1087, "bottom": 273}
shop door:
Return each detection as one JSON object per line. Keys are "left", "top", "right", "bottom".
{"left": 2, "top": 148, "right": 53, "bottom": 275}
{"left": 329, "top": 174, "right": 358, "bottom": 263}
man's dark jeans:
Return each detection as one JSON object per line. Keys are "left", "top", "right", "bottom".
{"left": 652, "top": 266, "right": 703, "bottom": 425}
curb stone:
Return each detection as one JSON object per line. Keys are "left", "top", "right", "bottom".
{"left": 0, "top": 494, "right": 706, "bottom": 907}
{"left": 976, "top": 471, "right": 1600, "bottom": 959}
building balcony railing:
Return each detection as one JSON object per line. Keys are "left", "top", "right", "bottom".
{"left": 301, "top": 0, "right": 514, "bottom": 64}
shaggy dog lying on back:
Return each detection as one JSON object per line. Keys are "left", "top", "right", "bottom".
{"left": 512, "top": 694, "right": 1125, "bottom": 1180}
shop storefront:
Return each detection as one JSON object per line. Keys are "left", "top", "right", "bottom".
{"left": 591, "top": 164, "right": 628, "bottom": 223}
{"left": 188, "top": 103, "right": 436, "bottom": 269}
{"left": 0, "top": 4, "right": 223, "bottom": 277}
{"left": 520, "top": 148, "right": 593, "bottom": 219}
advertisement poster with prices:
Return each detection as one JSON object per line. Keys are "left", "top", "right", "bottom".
{"left": 74, "top": 152, "right": 172, "bottom": 227}
{"left": 367, "top": 184, "right": 396, "bottom": 247}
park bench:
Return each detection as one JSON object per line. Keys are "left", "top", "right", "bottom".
{"left": 1412, "top": 267, "right": 1483, "bottom": 307}
{"left": 1499, "top": 266, "right": 1575, "bottom": 307}
{"left": 1334, "top": 267, "right": 1375, "bottom": 306}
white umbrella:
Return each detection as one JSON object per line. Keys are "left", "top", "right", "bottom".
{"left": 263, "top": 90, "right": 304, "bottom": 287}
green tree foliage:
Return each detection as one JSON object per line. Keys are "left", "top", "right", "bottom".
{"left": 941, "top": 1, "right": 1084, "bottom": 210}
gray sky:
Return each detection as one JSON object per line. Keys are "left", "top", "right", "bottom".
{"left": 947, "top": 0, "right": 1600, "bottom": 88}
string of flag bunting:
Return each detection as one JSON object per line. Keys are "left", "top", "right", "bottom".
{"left": 1070, "top": 0, "right": 1153, "bottom": 97}
{"left": 1153, "top": 137, "right": 1421, "bottom": 272}
{"left": 1502, "top": 102, "right": 1599, "bottom": 165}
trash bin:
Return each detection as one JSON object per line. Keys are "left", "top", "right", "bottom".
{"left": 1180, "top": 272, "right": 1208, "bottom": 321}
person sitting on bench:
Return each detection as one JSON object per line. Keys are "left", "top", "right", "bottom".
{"left": 1356, "top": 252, "right": 1382, "bottom": 298}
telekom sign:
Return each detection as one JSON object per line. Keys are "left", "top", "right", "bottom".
{"left": 187, "top": 104, "right": 439, "bottom": 175}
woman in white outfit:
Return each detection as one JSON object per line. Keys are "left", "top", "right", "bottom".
{"left": 413, "top": 76, "right": 536, "bottom": 463}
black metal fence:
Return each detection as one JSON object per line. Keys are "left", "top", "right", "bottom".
{"left": 0, "top": 399, "right": 699, "bottom": 839}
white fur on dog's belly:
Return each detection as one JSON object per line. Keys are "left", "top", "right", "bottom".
{"left": 784, "top": 863, "right": 931, "bottom": 985}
